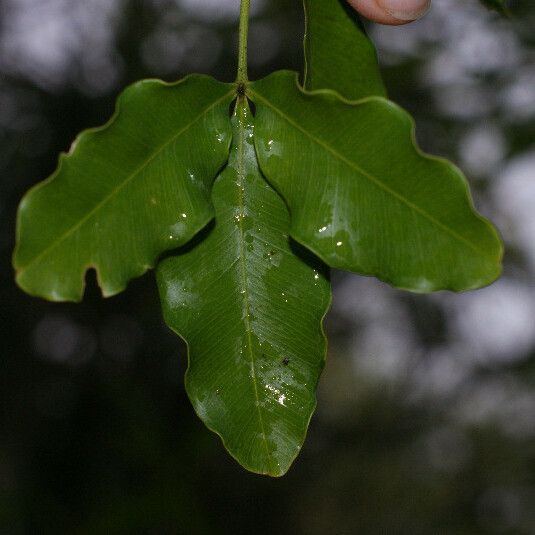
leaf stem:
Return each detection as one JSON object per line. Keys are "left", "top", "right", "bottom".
{"left": 237, "top": 0, "right": 250, "bottom": 84}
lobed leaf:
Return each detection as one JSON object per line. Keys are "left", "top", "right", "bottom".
{"left": 14, "top": 75, "right": 234, "bottom": 301}
{"left": 251, "top": 71, "right": 503, "bottom": 292}
{"left": 157, "top": 100, "right": 331, "bottom": 476}
{"left": 12, "top": 0, "right": 506, "bottom": 477}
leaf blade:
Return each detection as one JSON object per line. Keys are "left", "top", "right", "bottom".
{"left": 14, "top": 75, "right": 234, "bottom": 301}
{"left": 157, "top": 100, "right": 331, "bottom": 476}
{"left": 303, "top": 0, "right": 386, "bottom": 99}
{"left": 251, "top": 72, "right": 503, "bottom": 292}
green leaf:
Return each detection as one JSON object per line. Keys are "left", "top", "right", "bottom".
{"left": 157, "top": 100, "right": 331, "bottom": 476}
{"left": 14, "top": 75, "right": 234, "bottom": 301}
{"left": 303, "top": 0, "right": 386, "bottom": 99}
{"left": 479, "top": 0, "right": 510, "bottom": 16}
{"left": 251, "top": 71, "right": 503, "bottom": 292}
{"left": 12, "top": 0, "right": 505, "bottom": 478}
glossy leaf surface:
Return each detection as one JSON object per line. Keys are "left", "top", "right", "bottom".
{"left": 251, "top": 72, "right": 503, "bottom": 292}
{"left": 13, "top": 0, "right": 505, "bottom": 477}
{"left": 14, "top": 75, "right": 233, "bottom": 301}
{"left": 157, "top": 101, "right": 331, "bottom": 476}
{"left": 303, "top": 0, "right": 385, "bottom": 99}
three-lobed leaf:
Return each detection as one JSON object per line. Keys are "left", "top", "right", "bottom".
{"left": 157, "top": 101, "right": 330, "bottom": 476}
{"left": 14, "top": 75, "right": 233, "bottom": 301}
{"left": 13, "top": 0, "right": 505, "bottom": 477}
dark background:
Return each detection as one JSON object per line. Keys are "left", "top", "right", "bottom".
{"left": 2, "top": 0, "right": 535, "bottom": 533}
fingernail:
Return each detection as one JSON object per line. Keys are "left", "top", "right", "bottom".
{"left": 377, "top": 0, "right": 431, "bottom": 21}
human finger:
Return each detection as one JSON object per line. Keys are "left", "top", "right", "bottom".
{"left": 346, "top": 0, "right": 431, "bottom": 25}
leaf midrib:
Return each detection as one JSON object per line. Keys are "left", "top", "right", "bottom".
{"left": 234, "top": 111, "right": 275, "bottom": 474}
{"left": 17, "top": 90, "right": 234, "bottom": 275}
{"left": 250, "top": 90, "right": 492, "bottom": 260}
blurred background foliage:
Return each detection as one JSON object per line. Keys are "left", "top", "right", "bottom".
{"left": 1, "top": 0, "right": 535, "bottom": 533}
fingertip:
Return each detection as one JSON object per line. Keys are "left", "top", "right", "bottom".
{"left": 378, "top": 0, "right": 431, "bottom": 21}
{"left": 347, "top": 0, "right": 430, "bottom": 25}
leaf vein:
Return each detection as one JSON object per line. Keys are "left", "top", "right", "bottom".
{"left": 234, "top": 110, "right": 274, "bottom": 473}
{"left": 251, "top": 91, "right": 489, "bottom": 259}
{"left": 18, "top": 89, "right": 234, "bottom": 276}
